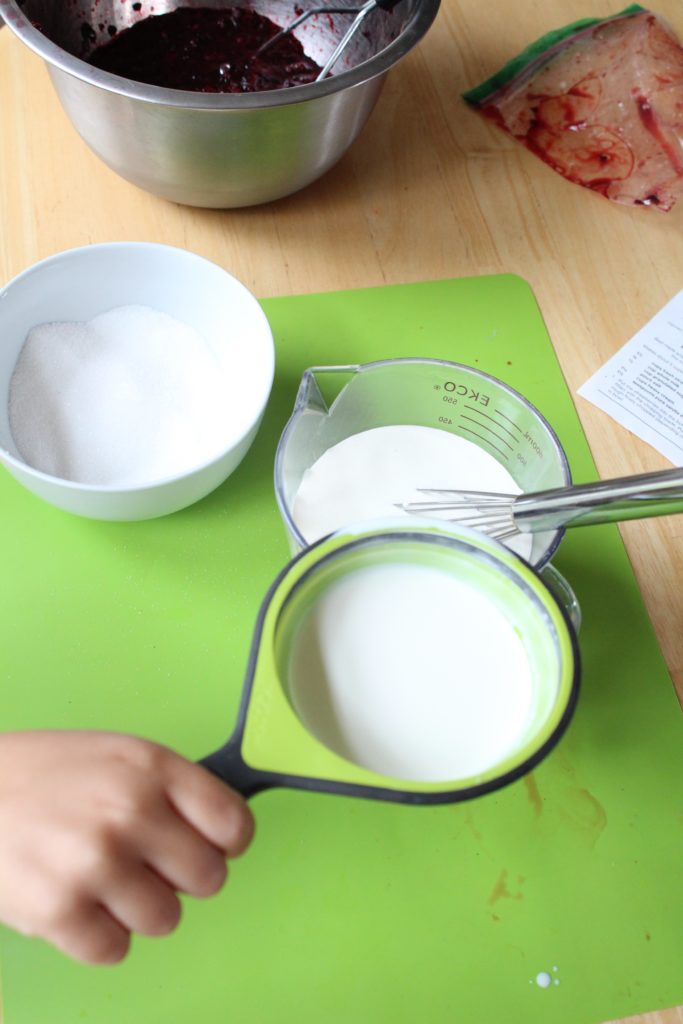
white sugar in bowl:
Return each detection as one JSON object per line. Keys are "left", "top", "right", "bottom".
{"left": 0, "top": 242, "right": 275, "bottom": 520}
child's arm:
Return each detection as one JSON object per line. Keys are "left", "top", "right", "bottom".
{"left": 0, "top": 730, "right": 254, "bottom": 964}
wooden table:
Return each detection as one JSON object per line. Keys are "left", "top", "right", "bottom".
{"left": 1, "top": 3, "right": 682, "bottom": 1021}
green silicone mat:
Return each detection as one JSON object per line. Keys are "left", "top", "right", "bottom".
{"left": 1, "top": 275, "right": 682, "bottom": 1024}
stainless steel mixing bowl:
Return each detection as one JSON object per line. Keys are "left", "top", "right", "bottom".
{"left": 0, "top": 0, "right": 440, "bottom": 207}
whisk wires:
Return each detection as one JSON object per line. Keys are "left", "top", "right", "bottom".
{"left": 396, "top": 488, "right": 520, "bottom": 540}
{"left": 257, "top": 1, "right": 378, "bottom": 80}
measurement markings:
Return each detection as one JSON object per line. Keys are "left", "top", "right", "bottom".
{"left": 459, "top": 423, "right": 511, "bottom": 461}
{"left": 490, "top": 408, "right": 524, "bottom": 434}
{"left": 460, "top": 415, "right": 514, "bottom": 451}
{"left": 463, "top": 405, "right": 519, "bottom": 444}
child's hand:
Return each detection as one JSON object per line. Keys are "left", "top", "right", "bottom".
{"left": 0, "top": 731, "right": 254, "bottom": 964}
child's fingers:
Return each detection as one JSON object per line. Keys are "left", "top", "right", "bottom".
{"left": 97, "top": 862, "right": 183, "bottom": 938}
{"left": 49, "top": 901, "right": 131, "bottom": 966}
{"left": 162, "top": 755, "right": 255, "bottom": 857}
{"left": 138, "top": 813, "right": 229, "bottom": 897}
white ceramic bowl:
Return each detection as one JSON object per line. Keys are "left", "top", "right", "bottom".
{"left": 0, "top": 242, "right": 275, "bottom": 520}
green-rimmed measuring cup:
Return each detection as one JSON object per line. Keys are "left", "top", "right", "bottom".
{"left": 200, "top": 520, "right": 580, "bottom": 805}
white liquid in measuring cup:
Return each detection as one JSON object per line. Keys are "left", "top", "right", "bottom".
{"left": 287, "top": 560, "right": 535, "bottom": 782}
{"left": 292, "top": 425, "right": 533, "bottom": 560}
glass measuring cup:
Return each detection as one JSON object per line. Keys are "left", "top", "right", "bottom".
{"left": 200, "top": 520, "right": 580, "bottom": 804}
{"left": 274, "top": 358, "right": 571, "bottom": 569}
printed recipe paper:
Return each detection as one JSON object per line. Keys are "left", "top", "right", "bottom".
{"left": 578, "top": 289, "right": 683, "bottom": 464}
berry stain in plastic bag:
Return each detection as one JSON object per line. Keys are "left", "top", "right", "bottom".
{"left": 463, "top": 6, "right": 683, "bottom": 211}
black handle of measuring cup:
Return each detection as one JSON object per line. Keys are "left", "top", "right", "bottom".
{"left": 199, "top": 739, "right": 274, "bottom": 800}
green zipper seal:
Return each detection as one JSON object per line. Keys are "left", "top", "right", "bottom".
{"left": 462, "top": 4, "right": 645, "bottom": 107}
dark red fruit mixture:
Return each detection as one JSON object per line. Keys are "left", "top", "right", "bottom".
{"left": 87, "top": 7, "right": 323, "bottom": 92}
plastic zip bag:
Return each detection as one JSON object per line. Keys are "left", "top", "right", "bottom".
{"left": 463, "top": 5, "right": 683, "bottom": 210}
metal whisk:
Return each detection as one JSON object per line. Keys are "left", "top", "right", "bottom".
{"left": 397, "top": 466, "right": 683, "bottom": 540}
{"left": 258, "top": 0, "right": 401, "bottom": 80}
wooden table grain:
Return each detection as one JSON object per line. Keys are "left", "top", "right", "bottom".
{"left": 1, "top": 3, "right": 682, "bottom": 1021}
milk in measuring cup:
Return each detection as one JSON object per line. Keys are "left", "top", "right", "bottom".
{"left": 292, "top": 424, "right": 533, "bottom": 560}
{"left": 287, "top": 558, "right": 535, "bottom": 782}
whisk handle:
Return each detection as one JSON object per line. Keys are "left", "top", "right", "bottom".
{"left": 514, "top": 466, "right": 683, "bottom": 532}
{"left": 375, "top": 0, "right": 403, "bottom": 8}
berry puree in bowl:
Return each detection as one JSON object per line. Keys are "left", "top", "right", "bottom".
{"left": 87, "top": 7, "right": 323, "bottom": 92}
